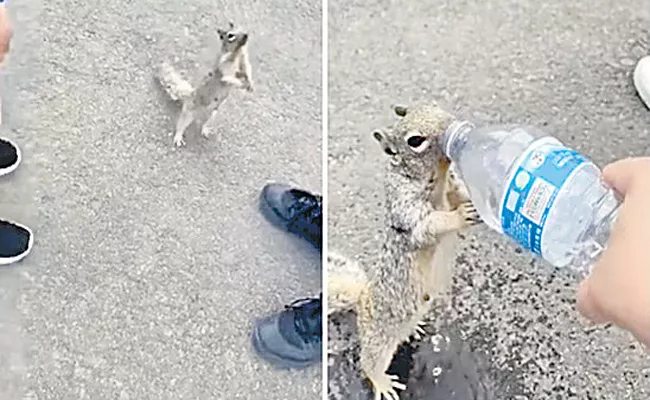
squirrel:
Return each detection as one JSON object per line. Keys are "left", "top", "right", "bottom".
{"left": 327, "top": 103, "right": 482, "bottom": 400}
{"left": 155, "top": 22, "right": 254, "bottom": 147}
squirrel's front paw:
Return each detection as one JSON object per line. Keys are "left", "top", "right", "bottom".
{"left": 458, "top": 201, "right": 482, "bottom": 226}
{"left": 367, "top": 372, "right": 405, "bottom": 400}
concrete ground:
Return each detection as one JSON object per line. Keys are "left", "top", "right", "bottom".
{"left": 328, "top": 0, "right": 649, "bottom": 399}
{"left": 0, "top": 0, "right": 322, "bottom": 399}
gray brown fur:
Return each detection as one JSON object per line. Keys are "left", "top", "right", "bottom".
{"left": 155, "top": 22, "right": 254, "bottom": 147}
{"left": 327, "top": 103, "right": 481, "bottom": 400}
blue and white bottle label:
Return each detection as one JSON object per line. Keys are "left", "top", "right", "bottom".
{"left": 499, "top": 137, "right": 588, "bottom": 255}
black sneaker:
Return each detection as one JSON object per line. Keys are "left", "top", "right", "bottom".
{"left": 252, "top": 295, "right": 322, "bottom": 369}
{"left": 0, "top": 219, "right": 33, "bottom": 266}
{"left": 259, "top": 183, "right": 322, "bottom": 250}
{"left": 0, "top": 138, "right": 21, "bottom": 177}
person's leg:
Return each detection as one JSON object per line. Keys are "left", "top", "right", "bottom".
{"left": 251, "top": 294, "right": 322, "bottom": 369}
{"left": 259, "top": 183, "right": 322, "bottom": 251}
{"left": 634, "top": 55, "right": 650, "bottom": 109}
{"left": 252, "top": 183, "right": 323, "bottom": 368}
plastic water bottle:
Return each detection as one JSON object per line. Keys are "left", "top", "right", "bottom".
{"left": 442, "top": 120, "right": 621, "bottom": 275}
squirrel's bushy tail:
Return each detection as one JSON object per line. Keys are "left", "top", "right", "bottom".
{"left": 327, "top": 251, "right": 369, "bottom": 315}
{"left": 155, "top": 61, "right": 194, "bottom": 102}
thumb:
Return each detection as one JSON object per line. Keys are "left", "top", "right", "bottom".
{"left": 601, "top": 157, "right": 650, "bottom": 195}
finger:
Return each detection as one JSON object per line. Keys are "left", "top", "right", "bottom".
{"left": 576, "top": 278, "right": 609, "bottom": 325}
{"left": 602, "top": 157, "right": 650, "bottom": 194}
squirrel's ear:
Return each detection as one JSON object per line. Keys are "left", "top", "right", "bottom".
{"left": 228, "top": 21, "right": 235, "bottom": 29}
{"left": 372, "top": 129, "right": 384, "bottom": 142}
{"left": 373, "top": 129, "right": 397, "bottom": 156}
{"left": 217, "top": 29, "right": 225, "bottom": 38}
{"left": 394, "top": 105, "right": 408, "bottom": 117}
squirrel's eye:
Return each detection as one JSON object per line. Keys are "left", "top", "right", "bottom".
{"left": 227, "top": 33, "right": 236, "bottom": 41}
{"left": 405, "top": 134, "right": 429, "bottom": 153}
{"left": 407, "top": 135, "right": 427, "bottom": 148}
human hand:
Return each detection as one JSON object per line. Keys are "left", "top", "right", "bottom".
{"left": 577, "top": 157, "right": 650, "bottom": 349}
{"left": 0, "top": 4, "right": 12, "bottom": 64}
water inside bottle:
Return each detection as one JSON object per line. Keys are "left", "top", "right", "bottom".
{"left": 444, "top": 121, "right": 621, "bottom": 274}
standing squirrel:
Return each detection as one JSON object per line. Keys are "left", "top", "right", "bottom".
{"left": 328, "top": 103, "right": 482, "bottom": 400}
{"left": 156, "top": 22, "right": 254, "bottom": 147}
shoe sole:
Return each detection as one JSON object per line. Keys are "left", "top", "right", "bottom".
{"left": 0, "top": 219, "right": 34, "bottom": 266}
{"left": 0, "top": 137, "right": 22, "bottom": 178}
{"left": 250, "top": 321, "right": 320, "bottom": 370}
{"left": 633, "top": 56, "right": 650, "bottom": 110}
{"left": 259, "top": 183, "right": 294, "bottom": 232}
{"left": 258, "top": 193, "right": 290, "bottom": 232}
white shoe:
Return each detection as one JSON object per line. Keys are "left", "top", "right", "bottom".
{"left": 633, "top": 55, "right": 650, "bottom": 109}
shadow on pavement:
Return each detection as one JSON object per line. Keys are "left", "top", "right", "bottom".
{"left": 328, "top": 311, "right": 501, "bottom": 400}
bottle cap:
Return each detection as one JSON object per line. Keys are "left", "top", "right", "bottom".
{"left": 443, "top": 120, "right": 474, "bottom": 158}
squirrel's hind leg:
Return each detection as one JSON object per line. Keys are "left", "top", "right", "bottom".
{"left": 357, "top": 314, "right": 408, "bottom": 400}
{"left": 410, "top": 319, "right": 428, "bottom": 341}
{"left": 358, "top": 329, "right": 406, "bottom": 400}
{"left": 172, "top": 102, "right": 195, "bottom": 147}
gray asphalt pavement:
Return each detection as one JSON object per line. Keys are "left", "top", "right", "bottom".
{"left": 328, "top": 0, "right": 649, "bottom": 399}
{"left": 0, "top": 0, "right": 322, "bottom": 399}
